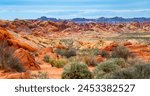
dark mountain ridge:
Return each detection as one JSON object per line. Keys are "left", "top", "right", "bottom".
{"left": 37, "top": 16, "right": 150, "bottom": 23}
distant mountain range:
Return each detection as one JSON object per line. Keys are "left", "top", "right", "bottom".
{"left": 37, "top": 16, "right": 150, "bottom": 23}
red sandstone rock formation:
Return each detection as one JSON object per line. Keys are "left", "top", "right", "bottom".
{"left": 14, "top": 48, "right": 40, "bottom": 70}
{"left": 0, "top": 27, "right": 36, "bottom": 52}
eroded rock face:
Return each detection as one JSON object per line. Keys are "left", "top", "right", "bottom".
{"left": 7, "top": 39, "right": 37, "bottom": 52}
{"left": 14, "top": 48, "right": 41, "bottom": 70}
{"left": 0, "top": 27, "right": 14, "bottom": 41}
{"left": 38, "top": 47, "right": 60, "bottom": 62}
{"left": 0, "top": 27, "right": 37, "bottom": 52}
{"left": 0, "top": 71, "right": 30, "bottom": 79}
{"left": 0, "top": 20, "right": 150, "bottom": 37}
{"left": 102, "top": 42, "right": 118, "bottom": 51}
{"left": 101, "top": 42, "right": 150, "bottom": 61}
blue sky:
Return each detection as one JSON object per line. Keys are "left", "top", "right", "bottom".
{"left": 0, "top": 0, "right": 150, "bottom": 20}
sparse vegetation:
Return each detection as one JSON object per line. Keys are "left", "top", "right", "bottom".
{"left": 109, "top": 58, "right": 126, "bottom": 68}
{"left": 44, "top": 55, "right": 51, "bottom": 63}
{"left": 43, "top": 55, "right": 66, "bottom": 68}
{"left": 94, "top": 58, "right": 126, "bottom": 79}
{"left": 0, "top": 41, "right": 25, "bottom": 72}
{"left": 50, "top": 59, "right": 67, "bottom": 68}
{"left": 83, "top": 56, "right": 98, "bottom": 67}
{"left": 104, "top": 63, "right": 150, "bottom": 79}
{"left": 127, "top": 57, "right": 145, "bottom": 66}
{"left": 30, "top": 71, "right": 49, "bottom": 79}
{"left": 55, "top": 48, "right": 76, "bottom": 58}
{"left": 78, "top": 48, "right": 101, "bottom": 56}
{"left": 104, "top": 68, "right": 135, "bottom": 79}
{"left": 111, "top": 45, "right": 131, "bottom": 60}
{"left": 95, "top": 59, "right": 120, "bottom": 73}
{"left": 62, "top": 62, "right": 94, "bottom": 79}
{"left": 99, "top": 50, "right": 110, "bottom": 58}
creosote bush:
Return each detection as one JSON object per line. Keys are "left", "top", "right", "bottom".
{"left": 43, "top": 55, "right": 51, "bottom": 63}
{"left": 94, "top": 59, "right": 120, "bottom": 73}
{"left": 0, "top": 41, "right": 25, "bottom": 72}
{"left": 83, "top": 56, "right": 98, "bottom": 67}
{"left": 94, "top": 58, "right": 126, "bottom": 79}
{"left": 99, "top": 50, "right": 110, "bottom": 58}
{"left": 78, "top": 48, "right": 101, "bottom": 56}
{"left": 62, "top": 62, "right": 94, "bottom": 79}
{"left": 127, "top": 57, "right": 145, "bottom": 66}
{"left": 104, "top": 63, "right": 150, "bottom": 79}
{"left": 55, "top": 48, "right": 76, "bottom": 58}
{"left": 43, "top": 55, "right": 66, "bottom": 68}
{"left": 109, "top": 58, "right": 126, "bottom": 68}
{"left": 50, "top": 59, "right": 67, "bottom": 68}
{"left": 111, "top": 45, "right": 131, "bottom": 60}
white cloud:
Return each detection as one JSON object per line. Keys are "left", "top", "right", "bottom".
{"left": 1, "top": 8, "right": 150, "bottom": 14}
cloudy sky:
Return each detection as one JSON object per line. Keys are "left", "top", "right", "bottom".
{"left": 0, "top": 0, "right": 150, "bottom": 20}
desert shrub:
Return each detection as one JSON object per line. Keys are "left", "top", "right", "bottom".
{"left": 111, "top": 45, "right": 131, "bottom": 60}
{"left": 69, "top": 55, "right": 98, "bottom": 67}
{"left": 95, "top": 70, "right": 107, "bottom": 79}
{"left": 104, "top": 63, "right": 150, "bottom": 79}
{"left": 55, "top": 48, "right": 76, "bottom": 58}
{"left": 79, "top": 48, "right": 101, "bottom": 56}
{"left": 62, "top": 62, "right": 94, "bottom": 79}
{"left": 133, "top": 64, "right": 150, "bottom": 79}
{"left": 127, "top": 57, "right": 145, "bottom": 66}
{"left": 99, "top": 50, "right": 110, "bottom": 58}
{"left": 43, "top": 55, "right": 51, "bottom": 63}
{"left": 50, "top": 59, "right": 66, "bottom": 68}
{"left": 94, "top": 58, "right": 122, "bottom": 79}
{"left": 83, "top": 56, "right": 98, "bottom": 67}
{"left": 30, "top": 71, "right": 49, "bottom": 79}
{"left": 68, "top": 56, "right": 81, "bottom": 63}
{"left": 104, "top": 68, "right": 135, "bottom": 79}
{"left": 109, "top": 58, "right": 126, "bottom": 68}
{"left": 94, "top": 59, "right": 120, "bottom": 73}
{"left": 0, "top": 41, "right": 25, "bottom": 72}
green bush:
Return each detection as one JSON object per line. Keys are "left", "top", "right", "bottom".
{"left": 95, "top": 59, "right": 120, "bottom": 73}
{"left": 104, "top": 68, "right": 135, "bottom": 79}
{"left": 94, "top": 58, "right": 123, "bottom": 79}
{"left": 43, "top": 55, "right": 66, "bottom": 68}
{"left": 0, "top": 41, "right": 25, "bottom": 72}
{"left": 99, "top": 50, "right": 110, "bottom": 58}
{"left": 79, "top": 48, "right": 101, "bottom": 56}
{"left": 111, "top": 45, "right": 131, "bottom": 60}
{"left": 50, "top": 59, "right": 66, "bottom": 68}
{"left": 83, "top": 56, "right": 98, "bottom": 67}
{"left": 43, "top": 55, "right": 51, "bottom": 63}
{"left": 104, "top": 63, "right": 150, "bottom": 79}
{"left": 127, "top": 58, "right": 145, "bottom": 66}
{"left": 62, "top": 62, "right": 94, "bottom": 79}
{"left": 133, "top": 64, "right": 150, "bottom": 79}
{"left": 109, "top": 58, "right": 126, "bottom": 68}
{"left": 55, "top": 48, "right": 76, "bottom": 58}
